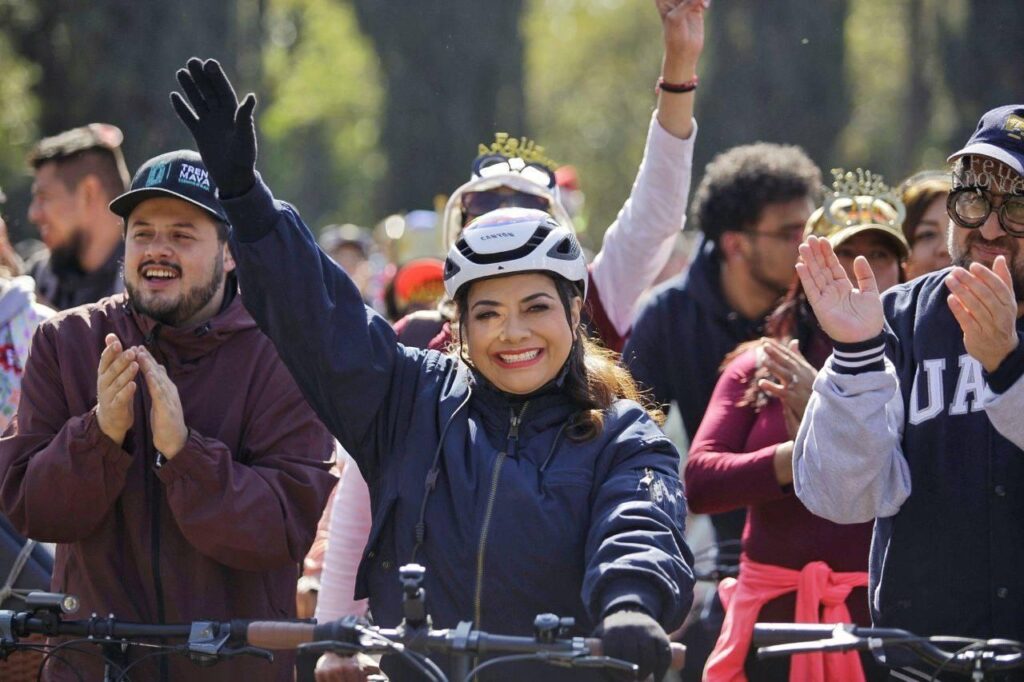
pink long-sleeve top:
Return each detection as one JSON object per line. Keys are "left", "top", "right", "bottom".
{"left": 315, "top": 449, "right": 371, "bottom": 622}
{"left": 685, "top": 346, "right": 873, "bottom": 625}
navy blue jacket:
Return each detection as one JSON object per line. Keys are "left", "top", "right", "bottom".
{"left": 221, "top": 179, "right": 695, "bottom": 680}
{"left": 623, "top": 237, "right": 763, "bottom": 545}
{"left": 875, "top": 270, "right": 1024, "bottom": 640}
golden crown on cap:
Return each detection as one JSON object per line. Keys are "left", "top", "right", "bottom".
{"left": 823, "top": 168, "right": 906, "bottom": 229}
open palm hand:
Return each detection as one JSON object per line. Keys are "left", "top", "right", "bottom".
{"left": 796, "top": 236, "right": 884, "bottom": 343}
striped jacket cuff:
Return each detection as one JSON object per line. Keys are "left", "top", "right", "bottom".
{"left": 831, "top": 334, "right": 886, "bottom": 374}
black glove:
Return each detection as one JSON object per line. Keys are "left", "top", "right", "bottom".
{"left": 170, "top": 57, "right": 258, "bottom": 198}
{"left": 597, "top": 609, "right": 671, "bottom": 681}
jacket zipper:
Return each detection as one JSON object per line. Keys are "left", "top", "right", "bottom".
{"left": 473, "top": 401, "right": 528, "bottom": 627}
{"left": 143, "top": 326, "right": 168, "bottom": 682}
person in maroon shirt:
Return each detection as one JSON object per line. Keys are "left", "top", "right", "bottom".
{"left": 685, "top": 182, "right": 908, "bottom": 681}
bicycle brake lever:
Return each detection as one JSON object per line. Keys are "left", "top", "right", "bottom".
{"left": 188, "top": 645, "right": 275, "bottom": 666}
{"left": 221, "top": 645, "right": 275, "bottom": 662}
{"left": 538, "top": 652, "right": 638, "bottom": 675}
{"left": 297, "top": 640, "right": 377, "bottom": 657}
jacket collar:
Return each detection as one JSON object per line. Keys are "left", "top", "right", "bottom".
{"left": 685, "top": 236, "right": 765, "bottom": 337}
{"left": 126, "top": 285, "right": 256, "bottom": 368}
{"left": 468, "top": 365, "right": 578, "bottom": 439}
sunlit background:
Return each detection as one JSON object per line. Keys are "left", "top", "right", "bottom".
{"left": 1, "top": 0, "right": 1021, "bottom": 253}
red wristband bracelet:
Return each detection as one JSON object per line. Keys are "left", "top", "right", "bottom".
{"left": 656, "top": 76, "right": 698, "bottom": 94}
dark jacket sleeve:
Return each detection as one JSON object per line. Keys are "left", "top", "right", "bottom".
{"left": 685, "top": 350, "right": 787, "bottom": 515}
{"left": 0, "top": 323, "right": 134, "bottom": 541}
{"left": 582, "top": 405, "right": 695, "bottom": 631}
{"left": 156, "top": 355, "right": 336, "bottom": 571}
{"left": 621, "top": 297, "right": 672, "bottom": 410}
{"left": 220, "top": 177, "right": 430, "bottom": 480}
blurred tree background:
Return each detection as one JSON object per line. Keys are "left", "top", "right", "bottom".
{"left": 0, "top": 0, "right": 1021, "bottom": 252}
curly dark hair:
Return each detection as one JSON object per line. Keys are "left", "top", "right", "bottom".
{"left": 691, "top": 143, "right": 821, "bottom": 249}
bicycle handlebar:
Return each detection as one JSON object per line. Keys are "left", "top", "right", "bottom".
{"left": 7, "top": 615, "right": 196, "bottom": 640}
{"left": 751, "top": 623, "right": 1024, "bottom": 677}
{"left": 246, "top": 618, "right": 687, "bottom": 671}
{"left": 1, "top": 598, "right": 686, "bottom": 679}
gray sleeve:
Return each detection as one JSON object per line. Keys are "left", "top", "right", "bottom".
{"left": 792, "top": 358, "right": 912, "bottom": 524}
{"left": 982, "top": 376, "right": 1024, "bottom": 449}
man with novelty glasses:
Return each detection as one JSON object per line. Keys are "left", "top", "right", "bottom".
{"left": 792, "top": 104, "right": 1024, "bottom": 679}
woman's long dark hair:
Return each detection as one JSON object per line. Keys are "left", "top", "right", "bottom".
{"left": 453, "top": 275, "right": 664, "bottom": 441}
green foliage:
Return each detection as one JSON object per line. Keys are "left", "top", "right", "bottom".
{"left": 261, "top": 0, "right": 384, "bottom": 231}
{"left": 524, "top": 0, "right": 664, "bottom": 247}
{"left": 0, "top": 26, "right": 39, "bottom": 237}
{"left": 838, "top": 0, "right": 957, "bottom": 180}
{"left": 2, "top": 0, "right": 1021, "bottom": 245}
{"left": 836, "top": 0, "right": 906, "bottom": 175}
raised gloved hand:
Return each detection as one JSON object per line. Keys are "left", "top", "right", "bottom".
{"left": 597, "top": 609, "right": 671, "bottom": 681}
{"left": 170, "top": 57, "right": 258, "bottom": 198}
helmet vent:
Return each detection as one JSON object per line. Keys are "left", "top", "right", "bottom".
{"left": 460, "top": 225, "right": 552, "bottom": 265}
{"left": 547, "top": 234, "right": 581, "bottom": 261}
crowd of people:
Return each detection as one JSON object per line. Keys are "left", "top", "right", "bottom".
{"left": 0, "top": 1, "right": 1023, "bottom": 681}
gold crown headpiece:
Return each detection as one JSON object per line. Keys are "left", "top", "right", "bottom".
{"left": 823, "top": 168, "right": 906, "bottom": 229}
{"left": 476, "top": 133, "right": 558, "bottom": 171}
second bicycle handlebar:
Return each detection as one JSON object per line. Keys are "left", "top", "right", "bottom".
{"left": 245, "top": 618, "right": 686, "bottom": 671}
{"left": 752, "top": 622, "right": 1024, "bottom": 677}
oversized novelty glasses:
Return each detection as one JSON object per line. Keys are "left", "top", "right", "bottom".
{"left": 947, "top": 187, "right": 1024, "bottom": 238}
{"left": 472, "top": 154, "right": 557, "bottom": 189}
{"left": 460, "top": 190, "right": 551, "bottom": 225}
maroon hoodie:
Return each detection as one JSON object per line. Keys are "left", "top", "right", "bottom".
{"left": 0, "top": 292, "right": 336, "bottom": 681}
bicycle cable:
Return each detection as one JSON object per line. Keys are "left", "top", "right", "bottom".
{"left": 464, "top": 653, "right": 553, "bottom": 682}
{"left": 34, "top": 637, "right": 109, "bottom": 682}
{"left": 112, "top": 644, "right": 188, "bottom": 682}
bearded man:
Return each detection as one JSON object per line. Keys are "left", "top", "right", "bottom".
{"left": 0, "top": 150, "right": 336, "bottom": 682}
{"left": 793, "top": 105, "right": 1024, "bottom": 678}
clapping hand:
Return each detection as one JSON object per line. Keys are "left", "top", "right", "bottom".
{"left": 136, "top": 347, "right": 188, "bottom": 458}
{"left": 945, "top": 256, "right": 1020, "bottom": 372}
{"left": 96, "top": 334, "right": 139, "bottom": 446}
{"left": 796, "top": 235, "right": 884, "bottom": 343}
{"left": 757, "top": 338, "right": 816, "bottom": 438}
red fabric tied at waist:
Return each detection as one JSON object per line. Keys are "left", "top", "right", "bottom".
{"left": 704, "top": 557, "right": 869, "bottom": 682}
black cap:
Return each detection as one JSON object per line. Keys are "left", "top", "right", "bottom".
{"left": 109, "top": 150, "right": 228, "bottom": 223}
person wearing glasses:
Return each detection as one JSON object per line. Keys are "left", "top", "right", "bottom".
{"left": 686, "top": 171, "right": 907, "bottom": 682}
{"left": 392, "top": 0, "right": 708, "bottom": 355}
{"left": 792, "top": 105, "right": 1024, "bottom": 679}
{"left": 622, "top": 142, "right": 820, "bottom": 564}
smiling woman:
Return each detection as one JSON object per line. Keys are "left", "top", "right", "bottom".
{"left": 175, "top": 57, "right": 696, "bottom": 682}
{"left": 226, "top": 195, "right": 694, "bottom": 682}
{"left": 461, "top": 273, "right": 577, "bottom": 394}
{"left": 448, "top": 208, "right": 662, "bottom": 437}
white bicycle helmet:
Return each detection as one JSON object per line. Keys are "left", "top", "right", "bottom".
{"left": 443, "top": 208, "right": 588, "bottom": 301}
